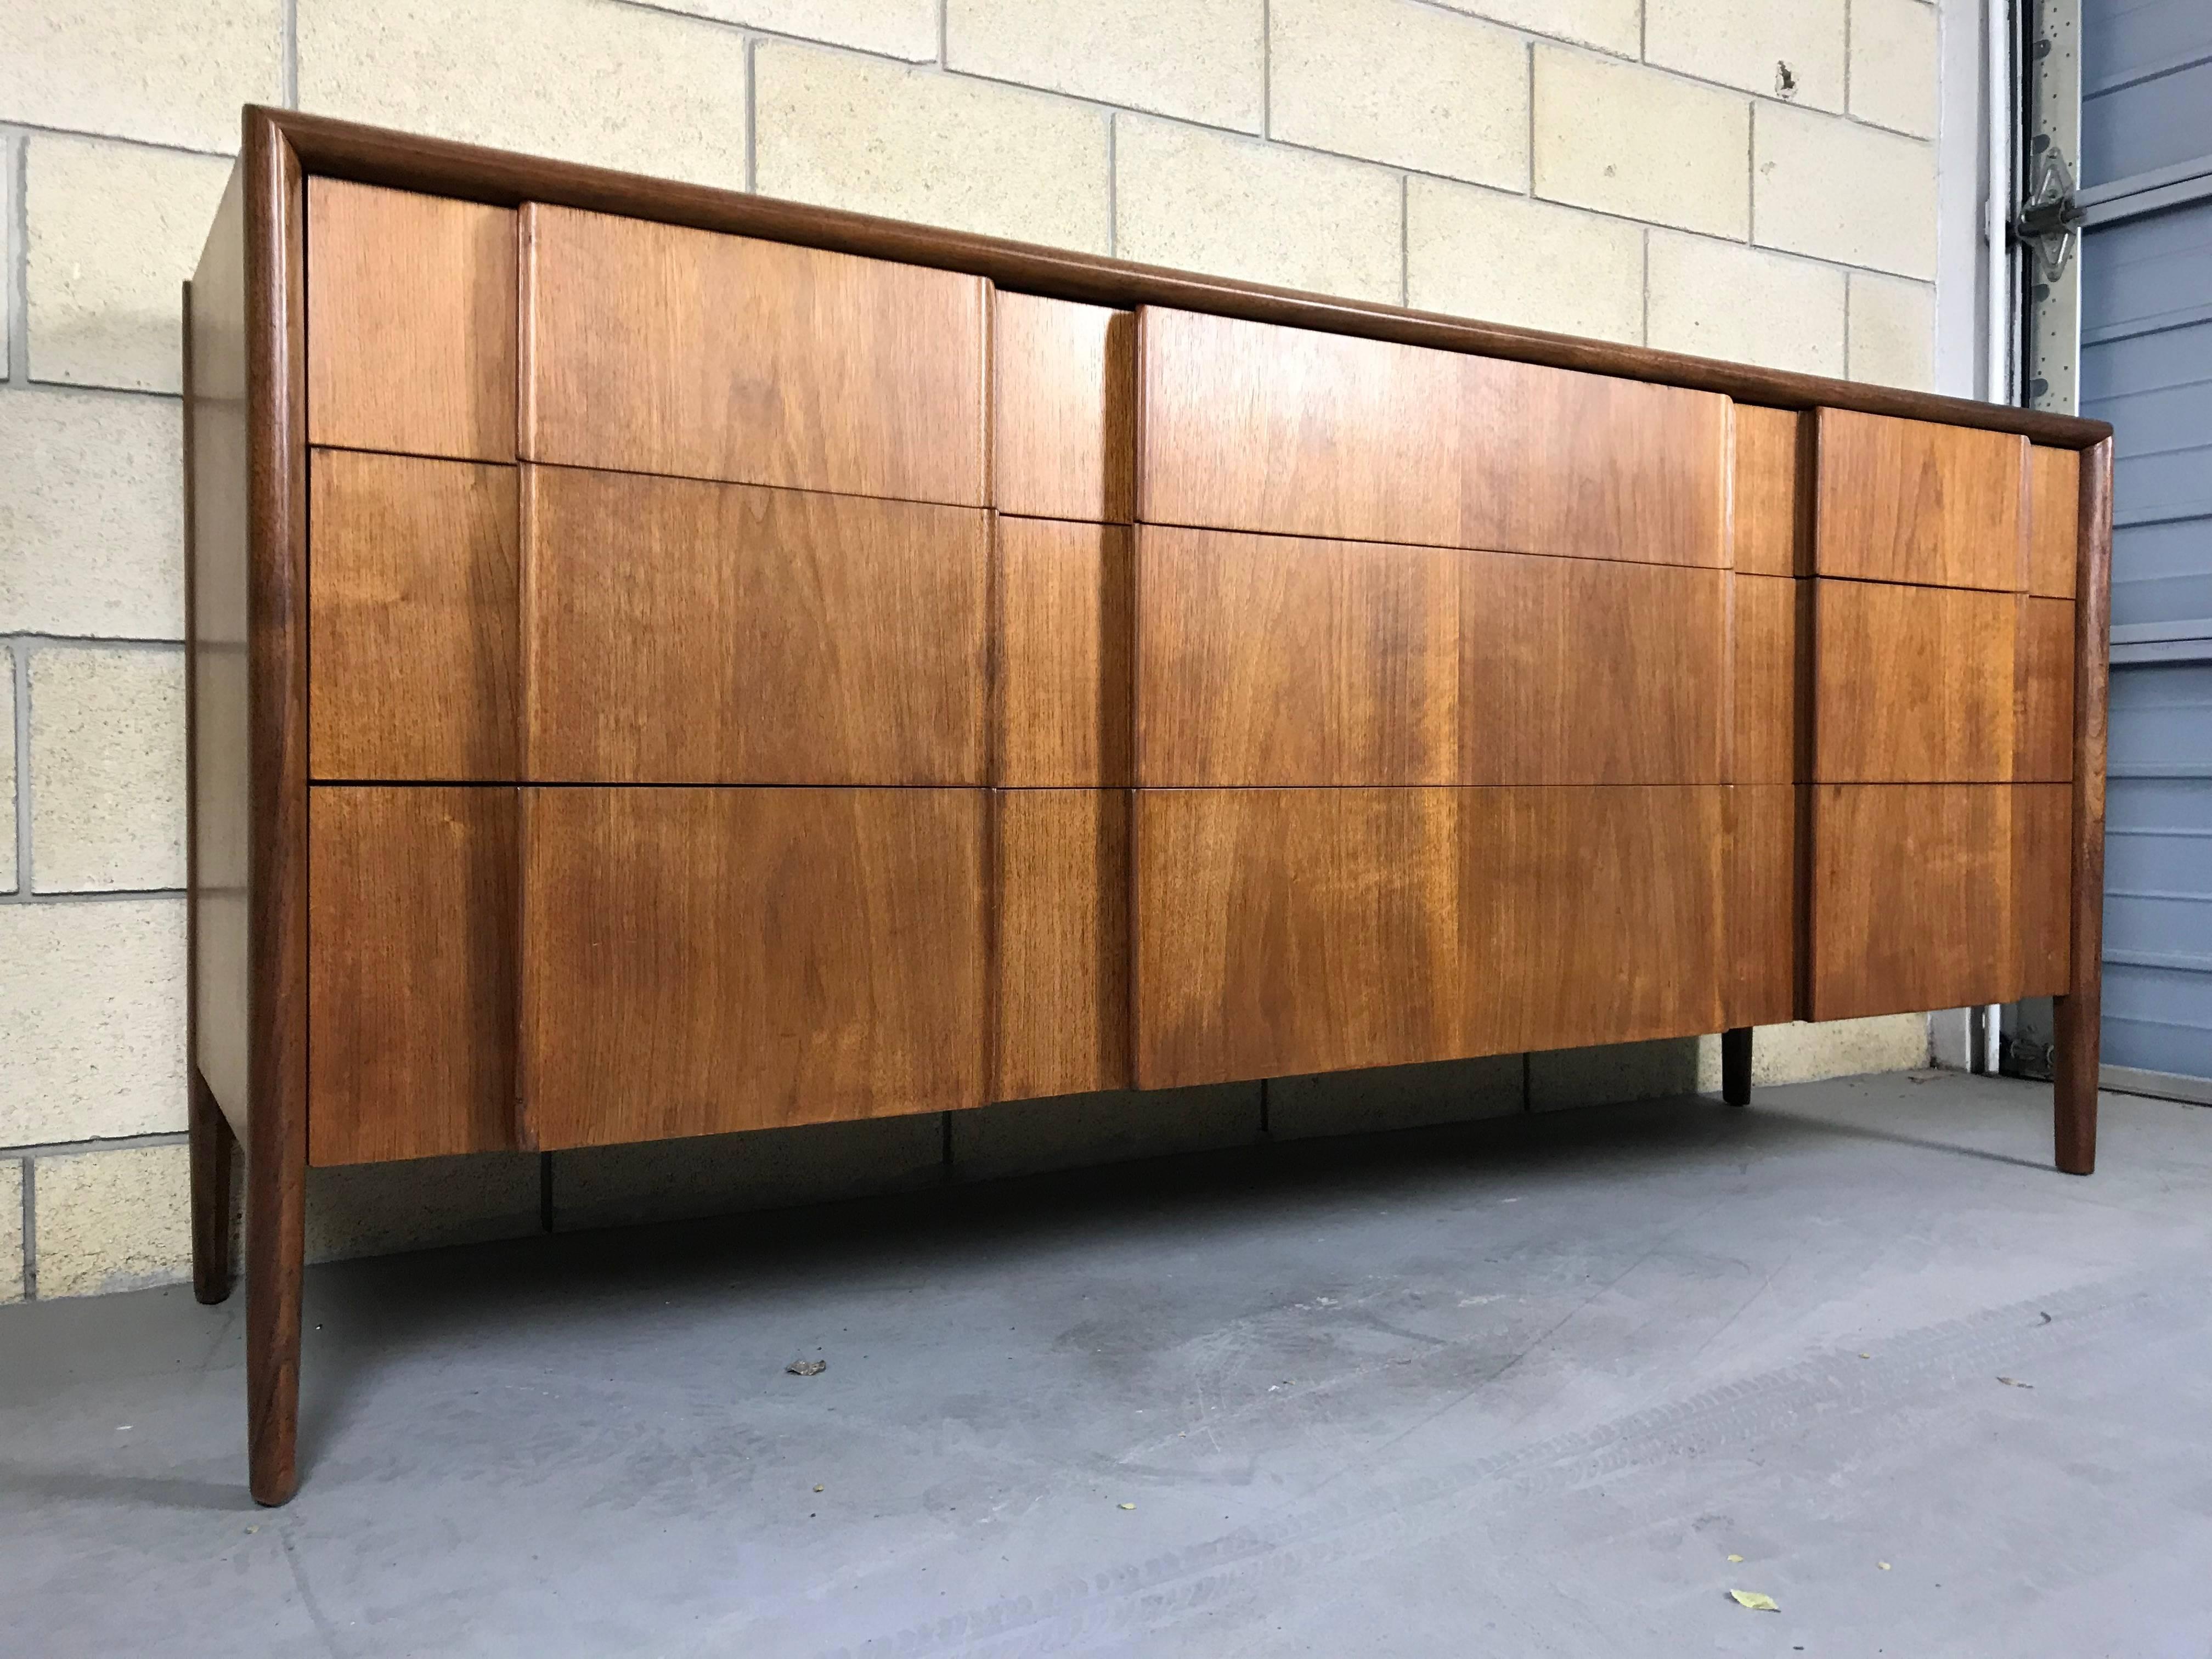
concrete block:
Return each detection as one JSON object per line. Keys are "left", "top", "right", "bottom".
{"left": 1849, "top": 0, "right": 1940, "bottom": 139}
{"left": 1407, "top": 177, "right": 1643, "bottom": 343}
{"left": 0, "top": 898, "right": 186, "bottom": 1147}
{"left": 1531, "top": 1038, "right": 1709, "bottom": 1110}
{"left": 1, "top": 663, "right": 13, "bottom": 895}
{"left": 0, "top": 388, "right": 186, "bottom": 640}
{"left": 32, "top": 1142, "right": 192, "bottom": 1297}
{"left": 551, "top": 1114, "right": 946, "bottom": 1232}
{"left": 4, "top": 1, "right": 283, "bottom": 155}
{"left": 1269, "top": 0, "right": 1527, "bottom": 190}
{"left": 653, "top": 0, "right": 936, "bottom": 60}
{"left": 1268, "top": 1056, "right": 1523, "bottom": 1142}
{"left": 1646, "top": 231, "right": 1847, "bottom": 375}
{"left": 1441, "top": 0, "right": 1639, "bottom": 56}
{"left": 1848, "top": 272, "right": 1937, "bottom": 391}
{"left": 1741, "top": 1015, "right": 1929, "bottom": 1085}
{"left": 1114, "top": 116, "right": 1402, "bottom": 304}
{"left": 1755, "top": 103, "right": 1935, "bottom": 279}
{"left": 755, "top": 42, "right": 1111, "bottom": 253}
{"left": 307, "top": 1153, "right": 543, "bottom": 1264}
{"left": 1533, "top": 46, "right": 1751, "bottom": 239}
{"left": 0, "top": 1161, "right": 21, "bottom": 1303}
{"left": 946, "top": 0, "right": 1263, "bottom": 132}
{"left": 950, "top": 1085, "right": 1262, "bottom": 1181}
{"left": 1645, "top": 0, "right": 1845, "bottom": 111}
{"left": 297, "top": 0, "right": 751, "bottom": 190}
{"left": 29, "top": 647, "right": 187, "bottom": 894}
{"left": 25, "top": 136, "right": 234, "bottom": 394}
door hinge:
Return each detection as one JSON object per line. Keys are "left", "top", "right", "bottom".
{"left": 2013, "top": 147, "right": 2084, "bottom": 283}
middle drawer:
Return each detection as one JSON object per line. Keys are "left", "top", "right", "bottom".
{"left": 309, "top": 450, "right": 990, "bottom": 785}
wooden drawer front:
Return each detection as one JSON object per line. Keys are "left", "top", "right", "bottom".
{"left": 1137, "top": 307, "right": 1726, "bottom": 566}
{"left": 310, "top": 450, "right": 518, "bottom": 781}
{"left": 307, "top": 179, "right": 516, "bottom": 464}
{"left": 308, "top": 787, "right": 518, "bottom": 1165}
{"left": 994, "top": 294, "right": 1135, "bottom": 522}
{"left": 1812, "top": 583, "right": 2075, "bottom": 784}
{"left": 1460, "top": 786, "right": 1728, "bottom": 1054}
{"left": 1812, "top": 580, "right": 2019, "bottom": 781}
{"left": 1461, "top": 552, "right": 1725, "bottom": 784}
{"left": 1135, "top": 527, "right": 1458, "bottom": 786}
{"left": 1132, "top": 788, "right": 1463, "bottom": 1087}
{"left": 996, "top": 518, "right": 1132, "bottom": 787}
{"left": 1807, "top": 783, "right": 2063, "bottom": 1019}
{"left": 2027, "top": 445, "right": 2080, "bottom": 598}
{"left": 1814, "top": 409, "right": 2027, "bottom": 590}
{"left": 995, "top": 789, "right": 1131, "bottom": 1101}
{"left": 1733, "top": 404, "right": 1809, "bottom": 577}
{"left": 1728, "top": 784, "right": 1802, "bottom": 1027}
{"left": 523, "top": 466, "right": 988, "bottom": 784}
{"left": 520, "top": 205, "right": 987, "bottom": 505}
{"left": 519, "top": 788, "right": 987, "bottom": 1148}
{"left": 1733, "top": 574, "right": 1806, "bottom": 784}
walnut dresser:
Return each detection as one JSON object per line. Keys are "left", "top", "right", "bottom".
{"left": 184, "top": 108, "right": 2115, "bottom": 1505}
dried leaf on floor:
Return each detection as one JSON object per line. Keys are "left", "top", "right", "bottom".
{"left": 1729, "top": 1590, "right": 1780, "bottom": 1612}
{"left": 1997, "top": 1375, "right": 2034, "bottom": 1389}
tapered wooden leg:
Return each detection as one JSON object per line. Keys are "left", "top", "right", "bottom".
{"left": 246, "top": 1101, "right": 306, "bottom": 1506}
{"left": 1720, "top": 1027, "right": 1752, "bottom": 1106}
{"left": 189, "top": 1069, "right": 235, "bottom": 1304}
{"left": 2053, "top": 994, "right": 2098, "bottom": 1175}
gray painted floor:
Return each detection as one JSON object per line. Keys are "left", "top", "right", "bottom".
{"left": 7, "top": 1072, "right": 2212, "bottom": 1658}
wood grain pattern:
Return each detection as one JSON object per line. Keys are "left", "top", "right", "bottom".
{"left": 2055, "top": 437, "right": 2113, "bottom": 1175}
{"left": 1132, "top": 788, "right": 1462, "bottom": 1087}
{"left": 267, "top": 108, "right": 2108, "bottom": 450}
{"left": 1814, "top": 409, "right": 2027, "bottom": 590}
{"left": 1727, "top": 783, "right": 1800, "bottom": 1027}
{"left": 1731, "top": 574, "right": 1805, "bottom": 783}
{"left": 305, "top": 178, "right": 515, "bottom": 462}
{"left": 993, "top": 293, "right": 1136, "bottom": 521}
{"left": 521, "top": 204, "right": 986, "bottom": 504}
{"left": 1135, "top": 526, "right": 1458, "bottom": 786}
{"left": 996, "top": 517, "right": 1132, "bottom": 786}
{"left": 1733, "top": 404, "right": 1809, "bottom": 577}
{"left": 523, "top": 466, "right": 988, "bottom": 784}
{"left": 309, "top": 450, "right": 518, "bottom": 780}
{"left": 1138, "top": 307, "right": 1463, "bottom": 548}
{"left": 2013, "top": 781, "right": 2072, "bottom": 996}
{"left": 994, "top": 789, "right": 1130, "bottom": 1100}
{"left": 1812, "top": 579, "right": 2019, "bottom": 781}
{"left": 1460, "top": 785, "right": 1728, "bottom": 1054}
{"left": 518, "top": 787, "right": 988, "bottom": 1148}
{"left": 1137, "top": 307, "right": 1726, "bottom": 566}
{"left": 2015, "top": 595, "right": 2076, "bottom": 783}
{"left": 307, "top": 787, "right": 518, "bottom": 1164}
{"left": 1807, "top": 783, "right": 2019, "bottom": 1020}
{"left": 1461, "top": 551, "right": 1726, "bottom": 783}
{"left": 2028, "top": 444, "right": 2080, "bottom": 599}
{"left": 1461, "top": 354, "right": 1728, "bottom": 567}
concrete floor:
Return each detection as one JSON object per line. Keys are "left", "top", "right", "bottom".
{"left": 6, "top": 1073, "right": 2212, "bottom": 1657}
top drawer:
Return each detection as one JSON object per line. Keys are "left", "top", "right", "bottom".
{"left": 520, "top": 205, "right": 988, "bottom": 506}
{"left": 1814, "top": 409, "right": 2027, "bottom": 590}
{"left": 1135, "top": 307, "right": 1727, "bottom": 566}
{"left": 307, "top": 179, "right": 518, "bottom": 464}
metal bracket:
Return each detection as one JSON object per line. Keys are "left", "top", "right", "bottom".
{"left": 2014, "top": 146, "right": 2084, "bottom": 283}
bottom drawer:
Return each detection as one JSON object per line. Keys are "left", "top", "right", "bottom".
{"left": 1808, "top": 783, "right": 2071, "bottom": 1021}
{"left": 308, "top": 786, "right": 520, "bottom": 1165}
{"left": 1130, "top": 786, "right": 1740, "bottom": 1088}
{"left": 518, "top": 787, "right": 988, "bottom": 1149}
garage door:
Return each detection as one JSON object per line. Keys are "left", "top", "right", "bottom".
{"left": 2080, "top": 0, "right": 2212, "bottom": 1093}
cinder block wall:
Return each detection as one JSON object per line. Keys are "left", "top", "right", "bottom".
{"left": 0, "top": 0, "right": 1946, "bottom": 1301}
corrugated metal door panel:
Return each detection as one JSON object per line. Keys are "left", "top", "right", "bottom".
{"left": 2080, "top": 0, "right": 2212, "bottom": 1085}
